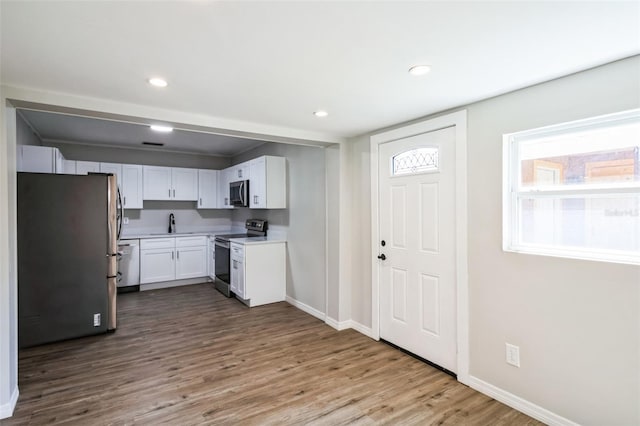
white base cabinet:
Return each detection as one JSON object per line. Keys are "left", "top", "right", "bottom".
{"left": 230, "top": 241, "right": 286, "bottom": 307}
{"left": 140, "top": 236, "right": 208, "bottom": 284}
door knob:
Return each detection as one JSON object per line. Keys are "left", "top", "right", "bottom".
{"left": 377, "top": 254, "right": 386, "bottom": 260}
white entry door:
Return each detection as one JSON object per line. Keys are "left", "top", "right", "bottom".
{"left": 378, "top": 126, "right": 457, "bottom": 372}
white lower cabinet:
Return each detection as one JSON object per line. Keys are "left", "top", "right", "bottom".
{"left": 230, "top": 241, "right": 285, "bottom": 307}
{"left": 140, "top": 236, "right": 207, "bottom": 284}
{"left": 230, "top": 243, "right": 245, "bottom": 298}
{"left": 140, "top": 247, "right": 176, "bottom": 283}
{"left": 176, "top": 246, "right": 207, "bottom": 279}
{"left": 208, "top": 237, "right": 216, "bottom": 279}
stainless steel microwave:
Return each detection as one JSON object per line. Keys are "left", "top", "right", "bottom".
{"left": 230, "top": 180, "right": 249, "bottom": 207}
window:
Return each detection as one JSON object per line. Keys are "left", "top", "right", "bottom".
{"left": 392, "top": 147, "right": 439, "bottom": 175}
{"left": 503, "top": 109, "right": 640, "bottom": 265}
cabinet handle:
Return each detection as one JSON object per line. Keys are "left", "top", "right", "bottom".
{"left": 238, "top": 170, "right": 242, "bottom": 178}
{"left": 173, "top": 189, "right": 176, "bottom": 197}
{"left": 233, "top": 260, "right": 237, "bottom": 269}
{"left": 199, "top": 198, "right": 202, "bottom": 206}
{"left": 171, "top": 251, "right": 174, "bottom": 260}
{"left": 123, "top": 196, "right": 127, "bottom": 206}
{"left": 177, "top": 250, "right": 180, "bottom": 259}
{"left": 168, "top": 189, "right": 171, "bottom": 197}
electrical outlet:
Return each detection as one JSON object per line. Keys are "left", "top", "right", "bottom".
{"left": 93, "top": 313, "right": 101, "bottom": 327}
{"left": 506, "top": 343, "right": 520, "bottom": 367}
{"left": 123, "top": 217, "right": 129, "bottom": 225}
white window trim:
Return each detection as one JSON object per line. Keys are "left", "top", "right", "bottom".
{"left": 503, "top": 108, "right": 640, "bottom": 266}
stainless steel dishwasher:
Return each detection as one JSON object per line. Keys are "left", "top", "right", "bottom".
{"left": 117, "top": 239, "right": 140, "bottom": 292}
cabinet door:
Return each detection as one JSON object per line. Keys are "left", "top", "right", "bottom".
{"left": 236, "top": 161, "right": 250, "bottom": 180}
{"left": 76, "top": 161, "right": 100, "bottom": 175}
{"left": 208, "top": 245, "right": 216, "bottom": 279}
{"left": 140, "top": 248, "right": 175, "bottom": 283}
{"left": 235, "top": 258, "right": 245, "bottom": 299}
{"left": 99, "top": 163, "right": 122, "bottom": 188}
{"left": 62, "top": 159, "right": 77, "bottom": 175}
{"left": 175, "top": 246, "right": 207, "bottom": 279}
{"left": 218, "top": 168, "right": 234, "bottom": 209}
{"left": 197, "top": 169, "right": 218, "bottom": 209}
{"left": 172, "top": 167, "right": 198, "bottom": 201}
{"left": 143, "top": 166, "right": 172, "bottom": 200}
{"left": 249, "top": 157, "right": 266, "bottom": 208}
{"left": 18, "top": 146, "right": 56, "bottom": 173}
{"left": 121, "top": 164, "right": 143, "bottom": 209}
{"left": 54, "top": 148, "right": 65, "bottom": 174}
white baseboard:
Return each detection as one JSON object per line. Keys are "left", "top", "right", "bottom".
{"left": 325, "top": 316, "right": 350, "bottom": 330}
{"left": 0, "top": 387, "right": 18, "bottom": 420}
{"left": 466, "top": 375, "right": 578, "bottom": 426}
{"left": 140, "top": 277, "right": 207, "bottom": 291}
{"left": 285, "top": 296, "right": 325, "bottom": 321}
{"left": 284, "top": 298, "right": 375, "bottom": 341}
{"left": 348, "top": 320, "right": 376, "bottom": 339}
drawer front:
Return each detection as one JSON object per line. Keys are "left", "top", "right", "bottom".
{"left": 140, "top": 238, "right": 175, "bottom": 250}
{"left": 176, "top": 236, "right": 208, "bottom": 248}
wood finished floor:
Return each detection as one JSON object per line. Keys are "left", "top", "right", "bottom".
{"left": 2, "top": 284, "right": 542, "bottom": 425}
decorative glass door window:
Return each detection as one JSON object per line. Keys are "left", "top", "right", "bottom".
{"left": 503, "top": 109, "right": 640, "bottom": 265}
{"left": 392, "top": 147, "right": 439, "bottom": 175}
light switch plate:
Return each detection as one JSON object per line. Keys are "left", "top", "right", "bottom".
{"left": 123, "top": 217, "right": 129, "bottom": 225}
{"left": 93, "top": 313, "right": 101, "bottom": 327}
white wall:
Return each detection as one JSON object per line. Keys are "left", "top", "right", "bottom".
{"left": 347, "top": 56, "right": 640, "bottom": 425}
{"left": 231, "top": 142, "right": 327, "bottom": 315}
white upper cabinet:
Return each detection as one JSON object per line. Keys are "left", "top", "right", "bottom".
{"left": 99, "top": 162, "right": 122, "bottom": 184}
{"left": 99, "top": 163, "right": 142, "bottom": 209}
{"left": 172, "top": 167, "right": 198, "bottom": 201}
{"left": 62, "top": 159, "right": 76, "bottom": 175}
{"left": 76, "top": 161, "right": 100, "bottom": 175}
{"left": 143, "top": 166, "right": 198, "bottom": 201}
{"left": 17, "top": 146, "right": 64, "bottom": 174}
{"left": 143, "top": 166, "right": 172, "bottom": 200}
{"left": 249, "top": 156, "right": 286, "bottom": 209}
{"left": 227, "top": 161, "right": 250, "bottom": 182}
{"left": 121, "top": 164, "right": 143, "bottom": 209}
{"left": 197, "top": 169, "right": 218, "bottom": 209}
{"left": 218, "top": 167, "right": 235, "bottom": 209}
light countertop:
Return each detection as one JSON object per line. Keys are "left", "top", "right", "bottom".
{"left": 228, "top": 236, "right": 287, "bottom": 245}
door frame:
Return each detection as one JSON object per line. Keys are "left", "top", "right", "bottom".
{"left": 370, "top": 110, "right": 469, "bottom": 382}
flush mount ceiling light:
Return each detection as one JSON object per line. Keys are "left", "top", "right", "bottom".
{"left": 408, "top": 65, "right": 431, "bottom": 76}
{"left": 148, "top": 77, "right": 168, "bottom": 87}
{"left": 150, "top": 124, "right": 173, "bottom": 132}
{"left": 313, "top": 110, "right": 328, "bottom": 118}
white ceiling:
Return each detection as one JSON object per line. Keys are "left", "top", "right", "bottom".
{"left": 19, "top": 109, "right": 266, "bottom": 156}
{"left": 2, "top": 1, "right": 639, "bottom": 141}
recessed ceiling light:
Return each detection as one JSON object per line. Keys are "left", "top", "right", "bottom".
{"left": 408, "top": 65, "right": 431, "bottom": 76}
{"left": 150, "top": 125, "right": 173, "bottom": 132}
{"left": 313, "top": 110, "right": 328, "bottom": 118}
{"left": 148, "top": 77, "right": 168, "bottom": 87}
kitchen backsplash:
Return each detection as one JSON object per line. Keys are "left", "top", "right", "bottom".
{"left": 121, "top": 201, "right": 236, "bottom": 236}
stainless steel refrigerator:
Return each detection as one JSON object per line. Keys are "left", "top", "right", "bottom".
{"left": 17, "top": 172, "right": 120, "bottom": 348}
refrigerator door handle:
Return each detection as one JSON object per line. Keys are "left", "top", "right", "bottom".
{"left": 117, "top": 188, "right": 123, "bottom": 240}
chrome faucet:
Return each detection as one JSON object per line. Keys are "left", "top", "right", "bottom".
{"left": 168, "top": 213, "right": 176, "bottom": 234}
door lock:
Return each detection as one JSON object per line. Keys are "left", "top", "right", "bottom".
{"left": 377, "top": 254, "right": 386, "bottom": 260}
{"left": 381, "top": 240, "right": 386, "bottom": 246}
